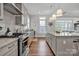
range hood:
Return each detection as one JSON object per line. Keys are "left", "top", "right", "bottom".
{"left": 4, "top": 3, "right": 22, "bottom": 15}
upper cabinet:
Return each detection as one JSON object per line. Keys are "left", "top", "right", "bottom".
{"left": 4, "top": 3, "right": 22, "bottom": 15}
{"left": 21, "top": 4, "right": 28, "bottom": 25}
{"left": 15, "top": 4, "right": 29, "bottom": 26}
{"left": 0, "top": 3, "right": 3, "bottom": 19}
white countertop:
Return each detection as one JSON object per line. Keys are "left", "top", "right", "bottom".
{"left": 0, "top": 38, "right": 18, "bottom": 48}
{"left": 53, "top": 32, "right": 79, "bottom": 36}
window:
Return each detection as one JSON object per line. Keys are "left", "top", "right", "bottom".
{"left": 40, "top": 20, "right": 45, "bottom": 26}
{"left": 39, "top": 20, "right": 46, "bottom": 33}
{"left": 55, "top": 20, "right": 74, "bottom": 32}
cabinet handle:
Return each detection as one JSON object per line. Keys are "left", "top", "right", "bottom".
{"left": 73, "top": 41, "right": 78, "bottom": 43}
{"left": 8, "top": 44, "right": 15, "bottom": 49}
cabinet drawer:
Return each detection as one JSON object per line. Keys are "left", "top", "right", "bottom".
{"left": 0, "top": 40, "right": 17, "bottom": 56}
{"left": 4, "top": 46, "right": 18, "bottom": 56}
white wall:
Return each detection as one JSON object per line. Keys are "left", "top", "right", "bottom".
{"left": 3, "top": 10, "right": 24, "bottom": 33}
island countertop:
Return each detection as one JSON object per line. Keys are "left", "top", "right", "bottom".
{"left": 51, "top": 32, "right": 79, "bottom": 37}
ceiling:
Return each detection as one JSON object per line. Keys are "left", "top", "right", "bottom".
{"left": 24, "top": 3, "right": 79, "bottom": 17}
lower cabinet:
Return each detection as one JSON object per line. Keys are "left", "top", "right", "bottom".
{"left": 0, "top": 40, "right": 18, "bottom": 56}
{"left": 47, "top": 34, "right": 79, "bottom": 56}
{"left": 51, "top": 36, "right": 56, "bottom": 54}
{"left": 56, "top": 36, "right": 79, "bottom": 56}
{"left": 4, "top": 47, "right": 18, "bottom": 56}
{"left": 46, "top": 34, "right": 56, "bottom": 55}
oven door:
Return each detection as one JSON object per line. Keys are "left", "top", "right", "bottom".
{"left": 20, "top": 37, "right": 29, "bottom": 56}
{"left": 22, "top": 39, "right": 28, "bottom": 55}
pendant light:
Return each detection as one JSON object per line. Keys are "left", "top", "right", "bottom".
{"left": 56, "top": 9, "right": 63, "bottom": 17}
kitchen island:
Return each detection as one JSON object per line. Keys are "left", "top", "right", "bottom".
{"left": 46, "top": 33, "right": 79, "bottom": 56}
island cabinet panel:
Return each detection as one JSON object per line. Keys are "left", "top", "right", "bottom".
{"left": 46, "top": 34, "right": 52, "bottom": 48}
{"left": 46, "top": 34, "right": 57, "bottom": 55}
{"left": 51, "top": 36, "right": 56, "bottom": 54}
{"left": 56, "top": 36, "right": 75, "bottom": 56}
{"left": 46, "top": 33, "right": 79, "bottom": 56}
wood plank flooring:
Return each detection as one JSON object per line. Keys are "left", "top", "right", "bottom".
{"left": 28, "top": 38, "right": 54, "bottom": 56}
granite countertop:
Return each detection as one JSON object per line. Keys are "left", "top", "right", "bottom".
{"left": 0, "top": 37, "right": 18, "bottom": 48}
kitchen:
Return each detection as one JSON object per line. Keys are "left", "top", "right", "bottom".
{"left": 0, "top": 3, "right": 79, "bottom": 56}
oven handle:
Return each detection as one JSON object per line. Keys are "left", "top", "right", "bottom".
{"left": 22, "top": 39, "right": 28, "bottom": 43}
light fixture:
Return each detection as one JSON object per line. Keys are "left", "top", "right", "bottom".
{"left": 52, "top": 14, "right": 56, "bottom": 19}
{"left": 49, "top": 14, "right": 56, "bottom": 22}
{"left": 49, "top": 17, "right": 53, "bottom": 22}
{"left": 40, "top": 17, "right": 46, "bottom": 19}
{"left": 56, "top": 9, "right": 63, "bottom": 17}
{"left": 49, "top": 17, "right": 53, "bottom": 20}
{"left": 48, "top": 14, "right": 56, "bottom": 26}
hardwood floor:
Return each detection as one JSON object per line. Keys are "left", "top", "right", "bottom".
{"left": 28, "top": 38, "right": 54, "bottom": 56}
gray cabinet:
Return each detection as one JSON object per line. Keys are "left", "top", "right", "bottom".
{"left": 46, "top": 34, "right": 56, "bottom": 54}
{"left": 4, "top": 3, "right": 22, "bottom": 15}
{"left": 0, "top": 40, "right": 18, "bottom": 56}
{"left": 15, "top": 4, "right": 28, "bottom": 26}
{"left": 51, "top": 36, "right": 56, "bottom": 54}
{"left": 47, "top": 33, "right": 79, "bottom": 56}
{"left": 0, "top": 3, "right": 3, "bottom": 19}
{"left": 46, "top": 33, "right": 79, "bottom": 56}
{"left": 15, "top": 15, "right": 22, "bottom": 25}
{"left": 15, "top": 15, "right": 27, "bottom": 26}
{"left": 15, "top": 3, "right": 22, "bottom": 11}
{"left": 56, "top": 37, "right": 74, "bottom": 56}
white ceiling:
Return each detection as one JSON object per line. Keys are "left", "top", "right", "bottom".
{"left": 24, "top": 3, "right": 79, "bottom": 17}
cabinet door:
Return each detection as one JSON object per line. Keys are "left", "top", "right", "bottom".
{"left": 56, "top": 38, "right": 65, "bottom": 56}
{"left": 15, "top": 3, "right": 22, "bottom": 11}
{"left": 51, "top": 36, "right": 56, "bottom": 54}
{"left": 0, "top": 40, "right": 18, "bottom": 56}
{"left": 22, "top": 4, "right": 27, "bottom": 25}
{"left": 0, "top": 3, "right": 3, "bottom": 19}
{"left": 62, "top": 38, "right": 74, "bottom": 56}
{"left": 4, "top": 46, "right": 18, "bottom": 56}
{"left": 15, "top": 15, "right": 22, "bottom": 25}
{"left": 56, "top": 37, "right": 74, "bottom": 56}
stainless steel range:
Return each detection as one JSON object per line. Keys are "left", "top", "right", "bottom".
{"left": 18, "top": 34, "right": 29, "bottom": 56}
